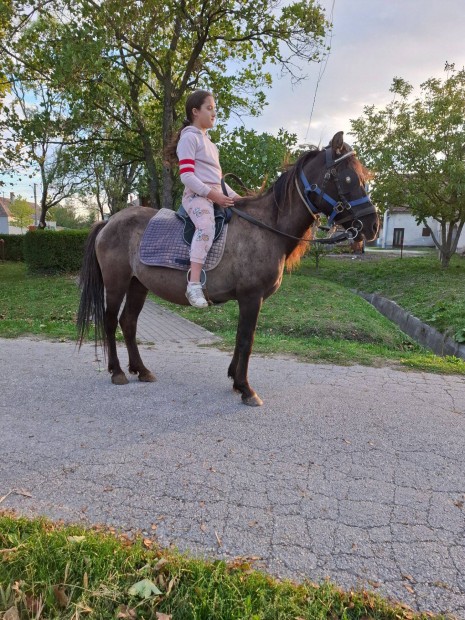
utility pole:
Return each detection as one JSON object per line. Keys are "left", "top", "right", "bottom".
{"left": 33, "top": 183, "right": 38, "bottom": 226}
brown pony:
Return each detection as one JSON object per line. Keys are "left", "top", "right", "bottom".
{"left": 78, "top": 132, "right": 379, "bottom": 406}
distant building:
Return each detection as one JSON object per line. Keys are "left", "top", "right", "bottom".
{"left": 379, "top": 206, "right": 465, "bottom": 252}
{"left": 0, "top": 192, "right": 56, "bottom": 233}
{"left": 0, "top": 200, "right": 10, "bottom": 234}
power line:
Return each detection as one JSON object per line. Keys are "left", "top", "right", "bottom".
{"left": 304, "top": 0, "right": 335, "bottom": 142}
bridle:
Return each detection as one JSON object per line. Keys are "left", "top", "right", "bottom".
{"left": 296, "top": 147, "right": 376, "bottom": 242}
{"left": 224, "top": 147, "right": 377, "bottom": 245}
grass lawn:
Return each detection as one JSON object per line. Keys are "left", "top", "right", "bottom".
{"left": 0, "top": 261, "right": 80, "bottom": 340}
{"left": 1, "top": 259, "right": 464, "bottom": 374}
{"left": 0, "top": 513, "right": 442, "bottom": 620}
{"left": 310, "top": 252, "right": 465, "bottom": 343}
{"left": 153, "top": 254, "right": 465, "bottom": 375}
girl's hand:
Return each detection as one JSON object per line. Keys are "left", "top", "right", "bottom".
{"left": 207, "top": 189, "right": 234, "bottom": 207}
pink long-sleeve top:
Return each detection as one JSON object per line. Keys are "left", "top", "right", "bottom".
{"left": 176, "top": 126, "right": 238, "bottom": 198}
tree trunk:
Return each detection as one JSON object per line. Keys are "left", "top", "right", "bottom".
{"left": 161, "top": 84, "right": 175, "bottom": 210}
{"left": 38, "top": 190, "right": 47, "bottom": 228}
{"left": 440, "top": 251, "right": 451, "bottom": 268}
{"left": 139, "top": 128, "right": 160, "bottom": 209}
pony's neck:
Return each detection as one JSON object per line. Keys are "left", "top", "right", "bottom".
{"left": 276, "top": 185, "right": 315, "bottom": 251}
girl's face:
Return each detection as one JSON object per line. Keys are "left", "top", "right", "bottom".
{"left": 192, "top": 96, "right": 216, "bottom": 130}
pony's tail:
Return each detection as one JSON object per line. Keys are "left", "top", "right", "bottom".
{"left": 77, "top": 220, "right": 108, "bottom": 352}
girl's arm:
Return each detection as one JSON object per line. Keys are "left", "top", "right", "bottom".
{"left": 177, "top": 133, "right": 211, "bottom": 197}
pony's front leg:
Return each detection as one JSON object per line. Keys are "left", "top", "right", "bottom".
{"left": 229, "top": 294, "right": 263, "bottom": 406}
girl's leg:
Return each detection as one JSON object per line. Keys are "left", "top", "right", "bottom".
{"left": 185, "top": 196, "right": 215, "bottom": 307}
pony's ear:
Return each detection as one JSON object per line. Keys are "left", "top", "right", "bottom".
{"left": 331, "top": 131, "right": 344, "bottom": 155}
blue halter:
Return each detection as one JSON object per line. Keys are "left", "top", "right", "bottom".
{"left": 299, "top": 148, "right": 371, "bottom": 226}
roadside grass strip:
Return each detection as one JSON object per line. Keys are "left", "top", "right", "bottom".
{"left": 0, "top": 513, "right": 443, "bottom": 620}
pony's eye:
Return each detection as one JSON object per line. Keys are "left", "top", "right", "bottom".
{"left": 345, "top": 176, "right": 351, "bottom": 183}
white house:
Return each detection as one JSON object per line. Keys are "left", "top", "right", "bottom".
{"left": 379, "top": 206, "right": 465, "bottom": 252}
{"left": 0, "top": 193, "right": 56, "bottom": 233}
{"left": 0, "top": 201, "right": 9, "bottom": 234}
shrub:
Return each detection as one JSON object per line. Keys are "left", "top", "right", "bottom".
{"left": 24, "top": 229, "right": 90, "bottom": 273}
{"left": 0, "top": 234, "right": 25, "bottom": 261}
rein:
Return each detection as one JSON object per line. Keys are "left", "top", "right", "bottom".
{"left": 222, "top": 148, "right": 375, "bottom": 245}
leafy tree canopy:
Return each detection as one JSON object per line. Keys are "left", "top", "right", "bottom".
{"left": 350, "top": 63, "right": 465, "bottom": 267}
{"left": 9, "top": 194, "right": 33, "bottom": 229}
{"left": 1, "top": 0, "right": 329, "bottom": 209}
{"left": 215, "top": 127, "right": 298, "bottom": 192}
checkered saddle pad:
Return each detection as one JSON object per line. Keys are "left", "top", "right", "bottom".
{"left": 139, "top": 208, "right": 228, "bottom": 271}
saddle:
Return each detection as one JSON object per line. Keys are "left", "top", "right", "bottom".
{"left": 175, "top": 204, "right": 233, "bottom": 246}
{"left": 139, "top": 206, "right": 230, "bottom": 271}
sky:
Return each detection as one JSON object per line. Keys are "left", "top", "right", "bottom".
{"left": 238, "top": 0, "right": 465, "bottom": 147}
{"left": 2, "top": 0, "right": 465, "bottom": 203}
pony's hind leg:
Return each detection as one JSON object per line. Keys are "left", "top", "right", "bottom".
{"left": 119, "top": 277, "right": 156, "bottom": 382}
{"left": 104, "top": 286, "right": 130, "bottom": 385}
{"left": 229, "top": 294, "right": 263, "bottom": 406}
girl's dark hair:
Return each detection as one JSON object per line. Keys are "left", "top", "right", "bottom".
{"left": 164, "top": 90, "right": 213, "bottom": 166}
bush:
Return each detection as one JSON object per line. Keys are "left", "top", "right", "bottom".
{"left": 0, "top": 234, "right": 25, "bottom": 261}
{"left": 24, "top": 229, "right": 90, "bottom": 273}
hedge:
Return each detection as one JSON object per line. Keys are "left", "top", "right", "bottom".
{"left": 0, "top": 234, "right": 25, "bottom": 261}
{"left": 23, "top": 229, "right": 90, "bottom": 273}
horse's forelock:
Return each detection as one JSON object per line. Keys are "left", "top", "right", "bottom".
{"left": 349, "top": 156, "right": 373, "bottom": 185}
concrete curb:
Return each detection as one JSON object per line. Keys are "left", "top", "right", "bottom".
{"left": 357, "top": 291, "right": 465, "bottom": 360}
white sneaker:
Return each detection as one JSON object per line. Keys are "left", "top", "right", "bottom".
{"left": 186, "top": 283, "right": 208, "bottom": 308}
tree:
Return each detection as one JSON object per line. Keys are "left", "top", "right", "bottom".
{"left": 9, "top": 195, "right": 33, "bottom": 230}
{"left": 0, "top": 0, "right": 12, "bottom": 100}
{"left": 350, "top": 64, "right": 465, "bottom": 267}
{"left": 1, "top": 46, "right": 87, "bottom": 227}
{"left": 48, "top": 202, "right": 96, "bottom": 228}
{"left": 1, "top": 0, "right": 329, "bottom": 210}
{"left": 215, "top": 127, "right": 298, "bottom": 192}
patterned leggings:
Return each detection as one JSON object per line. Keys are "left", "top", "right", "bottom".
{"left": 184, "top": 194, "right": 215, "bottom": 264}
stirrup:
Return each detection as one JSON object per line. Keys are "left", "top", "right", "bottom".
{"left": 187, "top": 268, "right": 207, "bottom": 286}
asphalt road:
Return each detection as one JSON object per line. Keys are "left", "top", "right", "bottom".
{"left": 1, "top": 337, "right": 464, "bottom": 617}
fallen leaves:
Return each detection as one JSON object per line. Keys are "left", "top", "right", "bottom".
{"left": 4, "top": 607, "right": 20, "bottom": 620}
{"left": 143, "top": 538, "right": 154, "bottom": 549}
{"left": 117, "top": 604, "right": 137, "bottom": 619}
{"left": 128, "top": 578, "right": 162, "bottom": 599}
{"left": 67, "top": 536, "right": 86, "bottom": 544}
{"left": 52, "top": 585, "right": 69, "bottom": 608}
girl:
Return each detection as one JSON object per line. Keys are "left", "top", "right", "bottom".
{"left": 165, "top": 90, "right": 240, "bottom": 308}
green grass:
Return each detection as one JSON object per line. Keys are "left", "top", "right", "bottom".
{"left": 310, "top": 252, "right": 465, "bottom": 342}
{"left": 1, "top": 259, "right": 464, "bottom": 374}
{"left": 0, "top": 513, "right": 442, "bottom": 620}
{"left": 0, "top": 262, "right": 80, "bottom": 340}
{"left": 154, "top": 256, "right": 465, "bottom": 375}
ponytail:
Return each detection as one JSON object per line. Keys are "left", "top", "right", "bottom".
{"left": 164, "top": 119, "right": 191, "bottom": 167}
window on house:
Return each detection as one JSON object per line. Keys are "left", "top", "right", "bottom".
{"left": 422, "top": 228, "right": 430, "bottom": 237}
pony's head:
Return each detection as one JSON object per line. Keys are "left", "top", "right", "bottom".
{"left": 294, "top": 132, "right": 380, "bottom": 242}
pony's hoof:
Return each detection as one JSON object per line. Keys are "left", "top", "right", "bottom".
{"left": 242, "top": 393, "right": 263, "bottom": 407}
{"left": 138, "top": 371, "right": 156, "bottom": 382}
{"left": 112, "top": 373, "right": 129, "bottom": 385}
